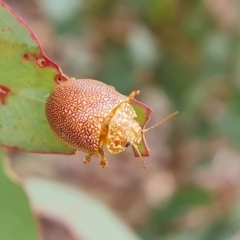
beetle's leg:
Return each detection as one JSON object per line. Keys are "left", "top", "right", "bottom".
{"left": 98, "top": 138, "right": 108, "bottom": 168}
{"left": 98, "top": 148, "right": 108, "bottom": 168}
{"left": 100, "top": 158, "right": 108, "bottom": 168}
{"left": 128, "top": 90, "right": 140, "bottom": 100}
{"left": 83, "top": 154, "right": 93, "bottom": 164}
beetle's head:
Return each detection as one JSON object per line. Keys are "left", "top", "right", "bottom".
{"left": 105, "top": 101, "right": 178, "bottom": 168}
{"left": 105, "top": 102, "right": 142, "bottom": 154}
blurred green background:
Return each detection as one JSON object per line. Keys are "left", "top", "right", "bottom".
{"left": 4, "top": 0, "right": 240, "bottom": 239}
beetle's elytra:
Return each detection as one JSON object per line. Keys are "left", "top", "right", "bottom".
{"left": 45, "top": 78, "right": 178, "bottom": 168}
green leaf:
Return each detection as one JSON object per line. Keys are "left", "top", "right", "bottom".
{"left": 0, "top": 149, "right": 38, "bottom": 240}
{"left": 0, "top": 1, "right": 157, "bottom": 159}
{"left": 130, "top": 98, "right": 152, "bottom": 157}
{"left": 0, "top": 1, "right": 74, "bottom": 154}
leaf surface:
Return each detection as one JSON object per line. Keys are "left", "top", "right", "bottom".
{"left": 0, "top": 149, "right": 38, "bottom": 240}
{"left": 130, "top": 98, "right": 152, "bottom": 157}
{"left": 0, "top": 1, "right": 74, "bottom": 154}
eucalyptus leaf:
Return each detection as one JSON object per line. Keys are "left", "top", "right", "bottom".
{"left": 0, "top": 1, "right": 74, "bottom": 154}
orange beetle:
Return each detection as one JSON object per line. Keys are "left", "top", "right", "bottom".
{"left": 45, "top": 78, "right": 177, "bottom": 168}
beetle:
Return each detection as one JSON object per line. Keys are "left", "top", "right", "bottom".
{"left": 45, "top": 78, "right": 178, "bottom": 168}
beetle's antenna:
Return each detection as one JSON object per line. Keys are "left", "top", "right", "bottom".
{"left": 132, "top": 144, "right": 145, "bottom": 168}
{"left": 143, "top": 111, "right": 178, "bottom": 133}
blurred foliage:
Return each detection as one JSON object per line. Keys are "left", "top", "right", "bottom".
{"left": 0, "top": 149, "right": 38, "bottom": 240}
{"left": 3, "top": 0, "right": 240, "bottom": 239}
{"left": 140, "top": 185, "right": 240, "bottom": 239}
{"left": 36, "top": 0, "right": 240, "bottom": 239}
{"left": 25, "top": 177, "right": 141, "bottom": 240}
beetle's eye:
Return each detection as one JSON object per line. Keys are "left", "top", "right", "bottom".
{"left": 125, "top": 141, "right": 131, "bottom": 147}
